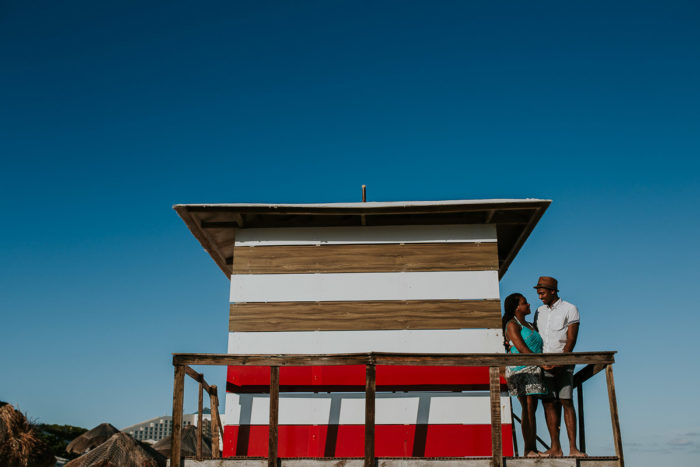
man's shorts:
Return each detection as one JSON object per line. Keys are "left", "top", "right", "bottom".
{"left": 542, "top": 365, "right": 574, "bottom": 400}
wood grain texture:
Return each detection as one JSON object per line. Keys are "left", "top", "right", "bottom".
{"left": 229, "top": 299, "right": 502, "bottom": 332}
{"left": 606, "top": 365, "right": 625, "bottom": 467}
{"left": 489, "top": 366, "right": 503, "bottom": 467}
{"left": 268, "top": 367, "right": 279, "bottom": 467}
{"left": 209, "top": 386, "right": 221, "bottom": 458}
{"left": 197, "top": 382, "right": 203, "bottom": 459}
{"left": 171, "top": 365, "right": 186, "bottom": 467}
{"left": 232, "top": 242, "right": 498, "bottom": 274}
{"left": 365, "top": 365, "right": 376, "bottom": 467}
{"left": 173, "top": 351, "right": 616, "bottom": 367}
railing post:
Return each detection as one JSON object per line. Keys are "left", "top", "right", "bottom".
{"left": 510, "top": 401, "right": 518, "bottom": 457}
{"left": 269, "top": 366, "right": 280, "bottom": 467}
{"left": 365, "top": 362, "right": 376, "bottom": 467}
{"left": 197, "top": 381, "right": 203, "bottom": 458}
{"left": 605, "top": 364, "right": 625, "bottom": 467}
{"left": 209, "top": 385, "right": 221, "bottom": 458}
{"left": 489, "top": 366, "right": 502, "bottom": 467}
{"left": 577, "top": 383, "right": 586, "bottom": 453}
{"left": 171, "top": 364, "right": 185, "bottom": 467}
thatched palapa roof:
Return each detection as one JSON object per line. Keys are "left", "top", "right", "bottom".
{"left": 66, "top": 422, "right": 120, "bottom": 454}
{"left": 0, "top": 403, "right": 56, "bottom": 467}
{"left": 152, "top": 424, "right": 212, "bottom": 458}
{"left": 64, "top": 432, "right": 166, "bottom": 467}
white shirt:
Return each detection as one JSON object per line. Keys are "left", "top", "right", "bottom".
{"left": 534, "top": 298, "right": 580, "bottom": 353}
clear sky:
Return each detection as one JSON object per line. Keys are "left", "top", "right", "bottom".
{"left": 1, "top": 1, "right": 699, "bottom": 465}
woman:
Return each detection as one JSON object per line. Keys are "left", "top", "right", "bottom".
{"left": 502, "top": 292, "right": 548, "bottom": 457}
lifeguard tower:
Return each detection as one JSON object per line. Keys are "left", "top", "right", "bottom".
{"left": 171, "top": 198, "right": 623, "bottom": 467}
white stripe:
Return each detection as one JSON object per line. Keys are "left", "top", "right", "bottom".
{"left": 230, "top": 271, "right": 499, "bottom": 303}
{"left": 227, "top": 329, "right": 505, "bottom": 354}
{"left": 224, "top": 392, "right": 511, "bottom": 425}
{"left": 234, "top": 224, "right": 496, "bottom": 246}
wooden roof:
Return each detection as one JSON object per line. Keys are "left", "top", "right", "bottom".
{"left": 174, "top": 198, "right": 550, "bottom": 279}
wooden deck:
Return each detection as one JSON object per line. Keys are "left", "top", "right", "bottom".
{"left": 175, "top": 457, "right": 619, "bottom": 467}
{"left": 171, "top": 352, "right": 623, "bottom": 467}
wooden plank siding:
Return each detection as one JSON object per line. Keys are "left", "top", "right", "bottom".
{"left": 224, "top": 223, "right": 509, "bottom": 459}
{"left": 230, "top": 271, "right": 499, "bottom": 303}
{"left": 233, "top": 224, "right": 497, "bottom": 246}
{"left": 227, "top": 329, "right": 506, "bottom": 354}
{"left": 229, "top": 299, "right": 501, "bottom": 332}
{"left": 232, "top": 242, "right": 498, "bottom": 274}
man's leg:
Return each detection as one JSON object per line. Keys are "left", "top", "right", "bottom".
{"left": 561, "top": 399, "right": 586, "bottom": 457}
{"left": 558, "top": 366, "right": 586, "bottom": 457}
{"left": 541, "top": 399, "right": 563, "bottom": 456}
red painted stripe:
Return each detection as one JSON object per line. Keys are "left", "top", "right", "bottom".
{"left": 223, "top": 424, "right": 513, "bottom": 458}
{"left": 227, "top": 365, "right": 506, "bottom": 391}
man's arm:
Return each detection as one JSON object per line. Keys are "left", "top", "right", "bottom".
{"left": 562, "top": 322, "right": 580, "bottom": 353}
{"left": 545, "top": 322, "right": 580, "bottom": 371}
{"left": 533, "top": 310, "right": 539, "bottom": 331}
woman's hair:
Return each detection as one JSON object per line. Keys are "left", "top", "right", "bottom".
{"left": 502, "top": 292, "right": 525, "bottom": 337}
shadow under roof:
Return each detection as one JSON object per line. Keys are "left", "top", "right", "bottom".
{"left": 174, "top": 198, "right": 550, "bottom": 279}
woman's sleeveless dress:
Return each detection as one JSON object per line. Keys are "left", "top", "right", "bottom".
{"left": 505, "top": 318, "right": 548, "bottom": 396}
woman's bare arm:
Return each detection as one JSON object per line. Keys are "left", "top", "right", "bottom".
{"left": 506, "top": 320, "right": 533, "bottom": 354}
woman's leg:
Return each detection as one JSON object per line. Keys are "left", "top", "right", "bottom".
{"left": 526, "top": 396, "right": 539, "bottom": 455}
{"left": 518, "top": 395, "right": 537, "bottom": 456}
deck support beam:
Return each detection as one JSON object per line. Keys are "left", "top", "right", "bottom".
{"left": 171, "top": 364, "right": 185, "bottom": 467}
{"left": 210, "top": 386, "right": 221, "bottom": 458}
{"left": 577, "top": 383, "right": 586, "bottom": 453}
{"left": 269, "top": 366, "right": 280, "bottom": 467}
{"left": 197, "top": 381, "right": 203, "bottom": 458}
{"left": 365, "top": 363, "right": 376, "bottom": 467}
{"left": 489, "top": 366, "right": 502, "bottom": 467}
{"left": 606, "top": 364, "right": 624, "bottom": 467}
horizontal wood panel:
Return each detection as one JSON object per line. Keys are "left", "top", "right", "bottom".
{"left": 230, "top": 300, "right": 501, "bottom": 331}
{"left": 230, "top": 271, "right": 500, "bottom": 302}
{"left": 228, "top": 329, "right": 505, "bottom": 354}
{"left": 223, "top": 424, "right": 514, "bottom": 458}
{"left": 226, "top": 365, "right": 506, "bottom": 393}
{"left": 234, "top": 224, "right": 496, "bottom": 246}
{"left": 224, "top": 391, "right": 512, "bottom": 425}
{"left": 232, "top": 242, "right": 498, "bottom": 274}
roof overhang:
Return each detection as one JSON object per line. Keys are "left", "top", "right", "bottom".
{"left": 174, "top": 198, "right": 550, "bottom": 279}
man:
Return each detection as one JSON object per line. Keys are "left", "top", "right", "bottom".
{"left": 533, "top": 276, "right": 586, "bottom": 458}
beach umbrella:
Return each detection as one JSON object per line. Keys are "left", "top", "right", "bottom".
{"left": 152, "top": 424, "right": 212, "bottom": 458}
{"left": 66, "top": 422, "right": 120, "bottom": 454}
{"left": 65, "top": 432, "right": 166, "bottom": 467}
{"left": 0, "top": 403, "right": 56, "bottom": 467}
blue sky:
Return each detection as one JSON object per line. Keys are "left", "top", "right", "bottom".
{"left": 1, "top": 1, "right": 699, "bottom": 464}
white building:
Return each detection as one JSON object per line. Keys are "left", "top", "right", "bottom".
{"left": 122, "top": 411, "right": 218, "bottom": 443}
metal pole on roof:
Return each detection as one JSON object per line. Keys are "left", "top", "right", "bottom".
{"left": 362, "top": 185, "right": 367, "bottom": 202}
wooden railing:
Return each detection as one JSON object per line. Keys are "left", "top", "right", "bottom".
{"left": 170, "top": 351, "right": 622, "bottom": 467}
{"left": 175, "top": 366, "right": 224, "bottom": 459}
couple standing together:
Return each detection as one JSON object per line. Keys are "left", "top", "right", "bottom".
{"left": 503, "top": 276, "right": 586, "bottom": 458}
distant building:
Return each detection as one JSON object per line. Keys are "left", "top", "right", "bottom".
{"left": 122, "top": 410, "right": 218, "bottom": 443}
